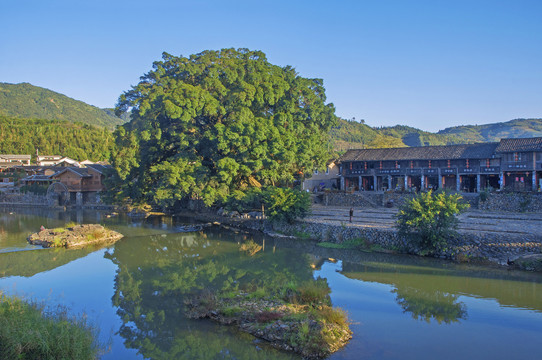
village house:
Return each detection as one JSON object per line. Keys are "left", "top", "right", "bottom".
{"left": 337, "top": 137, "right": 542, "bottom": 193}
{"left": 37, "top": 155, "right": 82, "bottom": 167}
{"left": 51, "top": 164, "right": 111, "bottom": 205}
{"left": 302, "top": 162, "right": 340, "bottom": 192}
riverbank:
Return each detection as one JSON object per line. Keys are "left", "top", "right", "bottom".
{"left": 179, "top": 206, "right": 542, "bottom": 269}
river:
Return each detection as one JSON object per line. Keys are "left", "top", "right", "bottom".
{"left": 0, "top": 208, "right": 541, "bottom": 359}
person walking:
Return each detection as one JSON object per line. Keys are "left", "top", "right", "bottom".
{"left": 349, "top": 207, "right": 354, "bottom": 223}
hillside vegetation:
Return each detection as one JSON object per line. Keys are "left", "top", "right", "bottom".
{"left": 438, "top": 118, "right": 542, "bottom": 142}
{"left": 331, "top": 118, "right": 542, "bottom": 151}
{"left": 0, "top": 116, "right": 115, "bottom": 161}
{"left": 0, "top": 82, "right": 125, "bottom": 130}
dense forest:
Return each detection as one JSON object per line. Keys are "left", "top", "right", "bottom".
{"left": 0, "top": 82, "right": 125, "bottom": 130}
{"left": 0, "top": 116, "right": 115, "bottom": 161}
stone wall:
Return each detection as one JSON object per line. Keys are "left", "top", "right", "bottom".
{"left": 323, "top": 191, "right": 542, "bottom": 212}
{"left": 479, "top": 193, "right": 542, "bottom": 212}
{"left": 321, "top": 192, "right": 384, "bottom": 207}
{"left": 0, "top": 193, "right": 54, "bottom": 206}
{"left": 271, "top": 220, "right": 542, "bottom": 265}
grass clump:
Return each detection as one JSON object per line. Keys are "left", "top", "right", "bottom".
{"left": 317, "top": 237, "right": 365, "bottom": 250}
{"left": 0, "top": 292, "right": 103, "bottom": 359}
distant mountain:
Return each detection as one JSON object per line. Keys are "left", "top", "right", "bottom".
{"left": 438, "top": 118, "right": 542, "bottom": 142}
{"left": 0, "top": 82, "right": 125, "bottom": 130}
{"left": 331, "top": 118, "right": 542, "bottom": 152}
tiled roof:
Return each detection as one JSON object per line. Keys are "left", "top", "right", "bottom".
{"left": 339, "top": 143, "right": 499, "bottom": 162}
{"left": 495, "top": 137, "right": 542, "bottom": 153}
{"left": 52, "top": 167, "right": 92, "bottom": 178}
{"left": 0, "top": 154, "right": 31, "bottom": 160}
{"left": 86, "top": 164, "right": 111, "bottom": 174}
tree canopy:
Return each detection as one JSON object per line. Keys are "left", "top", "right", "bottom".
{"left": 113, "top": 48, "right": 337, "bottom": 207}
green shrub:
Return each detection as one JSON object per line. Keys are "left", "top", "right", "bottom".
{"left": 262, "top": 187, "right": 311, "bottom": 223}
{"left": 223, "top": 186, "right": 311, "bottom": 223}
{"left": 294, "top": 277, "right": 331, "bottom": 306}
{"left": 396, "top": 190, "right": 469, "bottom": 254}
{"left": 0, "top": 293, "right": 102, "bottom": 359}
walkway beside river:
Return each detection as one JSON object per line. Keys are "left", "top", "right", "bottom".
{"left": 306, "top": 205, "right": 542, "bottom": 240}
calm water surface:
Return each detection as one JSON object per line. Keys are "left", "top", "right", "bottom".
{"left": 1, "top": 208, "right": 541, "bottom": 360}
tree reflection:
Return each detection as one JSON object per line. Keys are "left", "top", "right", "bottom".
{"left": 105, "top": 231, "right": 310, "bottom": 359}
{"left": 392, "top": 286, "right": 467, "bottom": 324}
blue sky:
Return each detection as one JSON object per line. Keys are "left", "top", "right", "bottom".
{"left": 1, "top": 0, "right": 541, "bottom": 131}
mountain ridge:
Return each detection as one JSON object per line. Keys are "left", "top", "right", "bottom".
{"left": 0, "top": 82, "right": 125, "bottom": 130}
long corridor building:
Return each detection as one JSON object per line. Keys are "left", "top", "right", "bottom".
{"left": 338, "top": 137, "right": 542, "bottom": 193}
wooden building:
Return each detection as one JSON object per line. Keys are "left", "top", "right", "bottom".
{"left": 52, "top": 164, "right": 110, "bottom": 205}
{"left": 338, "top": 137, "right": 542, "bottom": 193}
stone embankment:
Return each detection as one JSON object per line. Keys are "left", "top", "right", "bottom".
{"left": 188, "top": 204, "right": 542, "bottom": 268}
{"left": 273, "top": 205, "right": 542, "bottom": 266}
{"left": 479, "top": 193, "right": 542, "bottom": 212}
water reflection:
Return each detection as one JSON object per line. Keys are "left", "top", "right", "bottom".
{"left": 104, "top": 228, "right": 312, "bottom": 359}
{"left": 340, "top": 255, "right": 542, "bottom": 323}
{"left": 392, "top": 287, "right": 467, "bottom": 324}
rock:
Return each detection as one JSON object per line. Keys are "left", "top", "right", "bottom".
{"left": 513, "top": 254, "right": 542, "bottom": 271}
{"left": 27, "top": 224, "right": 123, "bottom": 249}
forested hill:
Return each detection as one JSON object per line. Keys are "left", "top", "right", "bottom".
{"left": 438, "top": 118, "right": 542, "bottom": 142}
{"left": 0, "top": 82, "right": 125, "bottom": 129}
{"left": 331, "top": 118, "right": 542, "bottom": 151}
{"left": 0, "top": 116, "right": 115, "bottom": 161}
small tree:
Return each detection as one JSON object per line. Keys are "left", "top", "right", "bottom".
{"left": 396, "top": 190, "right": 469, "bottom": 254}
{"left": 223, "top": 186, "right": 311, "bottom": 223}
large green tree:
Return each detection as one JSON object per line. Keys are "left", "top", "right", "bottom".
{"left": 113, "top": 48, "right": 337, "bottom": 207}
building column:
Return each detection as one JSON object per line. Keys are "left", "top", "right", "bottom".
{"left": 359, "top": 176, "right": 362, "bottom": 191}
{"left": 476, "top": 174, "right": 481, "bottom": 193}
{"left": 340, "top": 177, "right": 345, "bottom": 191}
{"left": 499, "top": 172, "right": 504, "bottom": 190}
{"left": 76, "top": 192, "right": 83, "bottom": 207}
{"left": 404, "top": 175, "right": 408, "bottom": 191}
{"left": 421, "top": 173, "right": 425, "bottom": 190}
{"left": 438, "top": 168, "right": 443, "bottom": 189}
{"left": 533, "top": 171, "right": 537, "bottom": 191}
{"left": 373, "top": 175, "right": 377, "bottom": 191}
{"left": 388, "top": 175, "right": 392, "bottom": 191}
{"left": 456, "top": 175, "right": 461, "bottom": 192}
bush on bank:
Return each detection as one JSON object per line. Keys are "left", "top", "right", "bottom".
{"left": 225, "top": 186, "right": 311, "bottom": 223}
{"left": 0, "top": 292, "right": 103, "bottom": 359}
{"left": 396, "top": 190, "right": 469, "bottom": 255}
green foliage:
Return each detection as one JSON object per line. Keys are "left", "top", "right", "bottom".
{"left": 288, "top": 277, "right": 331, "bottom": 306}
{"left": 0, "top": 116, "right": 115, "bottom": 161}
{"left": 438, "top": 118, "right": 542, "bottom": 142}
{"left": 329, "top": 118, "right": 542, "bottom": 152}
{"left": 113, "top": 48, "right": 337, "bottom": 208}
{"left": 0, "top": 292, "right": 102, "bottom": 359}
{"left": 261, "top": 187, "right": 311, "bottom": 223}
{"left": 223, "top": 186, "right": 311, "bottom": 223}
{"left": 20, "top": 183, "right": 48, "bottom": 195}
{"left": 396, "top": 190, "right": 469, "bottom": 254}
{"left": 316, "top": 238, "right": 365, "bottom": 250}
{"left": 0, "top": 82, "right": 125, "bottom": 129}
